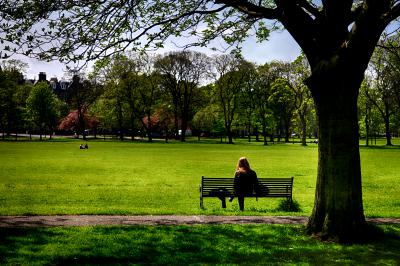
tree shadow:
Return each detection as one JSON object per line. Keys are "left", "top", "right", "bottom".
{"left": 360, "top": 145, "right": 400, "bottom": 150}
{"left": 0, "top": 225, "right": 399, "bottom": 265}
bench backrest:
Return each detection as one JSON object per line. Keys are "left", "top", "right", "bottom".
{"left": 201, "top": 176, "right": 293, "bottom": 197}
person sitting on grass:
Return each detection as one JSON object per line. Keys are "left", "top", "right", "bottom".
{"left": 230, "top": 157, "right": 260, "bottom": 211}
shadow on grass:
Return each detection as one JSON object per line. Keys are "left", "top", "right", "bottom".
{"left": 360, "top": 144, "right": 400, "bottom": 150}
{"left": 0, "top": 224, "right": 399, "bottom": 265}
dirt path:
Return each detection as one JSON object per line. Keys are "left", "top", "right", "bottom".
{"left": 0, "top": 215, "right": 399, "bottom": 228}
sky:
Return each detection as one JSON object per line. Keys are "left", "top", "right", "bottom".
{"left": 12, "top": 30, "right": 302, "bottom": 80}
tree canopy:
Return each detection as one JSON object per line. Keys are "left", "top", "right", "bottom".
{"left": 1, "top": 1, "right": 400, "bottom": 66}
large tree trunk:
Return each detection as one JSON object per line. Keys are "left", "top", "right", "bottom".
{"left": 307, "top": 73, "right": 367, "bottom": 242}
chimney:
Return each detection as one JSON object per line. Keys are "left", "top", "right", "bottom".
{"left": 38, "top": 72, "right": 47, "bottom": 82}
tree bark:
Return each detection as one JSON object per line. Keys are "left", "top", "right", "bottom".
{"left": 300, "top": 106, "right": 308, "bottom": 146}
{"left": 130, "top": 113, "right": 135, "bottom": 141}
{"left": 384, "top": 102, "right": 392, "bottom": 146}
{"left": 77, "top": 106, "right": 86, "bottom": 141}
{"left": 261, "top": 123, "right": 268, "bottom": 145}
{"left": 247, "top": 122, "right": 251, "bottom": 142}
{"left": 116, "top": 98, "right": 124, "bottom": 141}
{"left": 226, "top": 124, "right": 233, "bottom": 144}
{"left": 255, "top": 126, "right": 259, "bottom": 142}
{"left": 147, "top": 112, "right": 153, "bottom": 142}
{"left": 307, "top": 73, "right": 367, "bottom": 242}
{"left": 180, "top": 110, "right": 188, "bottom": 142}
{"left": 365, "top": 102, "right": 370, "bottom": 146}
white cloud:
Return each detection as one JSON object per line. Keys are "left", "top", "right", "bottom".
{"left": 11, "top": 54, "right": 69, "bottom": 80}
{"left": 242, "top": 30, "right": 302, "bottom": 64}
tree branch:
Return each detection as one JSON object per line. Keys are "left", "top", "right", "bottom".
{"left": 295, "top": 0, "right": 320, "bottom": 18}
{"left": 383, "top": 3, "right": 400, "bottom": 24}
{"left": 271, "top": 0, "right": 318, "bottom": 65}
{"left": 215, "top": 0, "right": 280, "bottom": 19}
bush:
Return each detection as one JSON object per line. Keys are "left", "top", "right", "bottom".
{"left": 276, "top": 199, "right": 302, "bottom": 212}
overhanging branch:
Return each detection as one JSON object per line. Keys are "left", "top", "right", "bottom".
{"left": 384, "top": 3, "right": 400, "bottom": 24}
{"left": 215, "top": 0, "right": 280, "bottom": 19}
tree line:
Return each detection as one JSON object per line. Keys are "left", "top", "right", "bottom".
{"left": 2, "top": 46, "right": 400, "bottom": 145}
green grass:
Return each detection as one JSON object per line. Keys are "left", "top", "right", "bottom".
{"left": 0, "top": 139, "right": 399, "bottom": 217}
{"left": 1, "top": 224, "right": 399, "bottom": 265}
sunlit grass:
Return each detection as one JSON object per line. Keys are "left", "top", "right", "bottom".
{"left": 0, "top": 139, "right": 399, "bottom": 217}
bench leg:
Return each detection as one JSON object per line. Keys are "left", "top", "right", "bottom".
{"left": 218, "top": 196, "right": 226, "bottom": 208}
{"left": 200, "top": 197, "right": 204, "bottom": 209}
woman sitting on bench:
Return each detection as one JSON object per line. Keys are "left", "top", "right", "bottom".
{"left": 230, "top": 157, "right": 259, "bottom": 211}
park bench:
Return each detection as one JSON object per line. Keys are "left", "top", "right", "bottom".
{"left": 199, "top": 176, "right": 294, "bottom": 208}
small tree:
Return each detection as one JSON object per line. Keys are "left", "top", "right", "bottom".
{"left": 155, "top": 50, "right": 210, "bottom": 141}
{"left": 366, "top": 45, "right": 397, "bottom": 145}
{"left": 0, "top": 60, "right": 29, "bottom": 139}
{"left": 238, "top": 61, "right": 257, "bottom": 142}
{"left": 26, "top": 82, "right": 59, "bottom": 140}
{"left": 268, "top": 78, "right": 297, "bottom": 143}
{"left": 192, "top": 104, "right": 220, "bottom": 140}
{"left": 59, "top": 110, "right": 99, "bottom": 135}
{"left": 289, "top": 55, "right": 313, "bottom": 146}
{"left": 66, "top": 74, "right": 101, "bottom": 140}
{"left": 254, "top": 63, "right": 276, "bottom": 145}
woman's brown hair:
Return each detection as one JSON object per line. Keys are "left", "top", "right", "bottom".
{"left": 236, "top": 157, "right": 251, "bottom": 173}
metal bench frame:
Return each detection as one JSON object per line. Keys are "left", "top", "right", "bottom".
{"left": 200, "top": 176, "right": 294, "bottom": 208}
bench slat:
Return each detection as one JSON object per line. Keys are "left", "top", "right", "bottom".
{"left": 200, "top": 176, "right": 293, "bottom": 208}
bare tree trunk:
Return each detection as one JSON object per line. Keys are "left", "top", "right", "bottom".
{"left": 130, "top": 113, "right": 135, "bottom": 141}
{"left": 300, "top": 112, "right": 307, "bottom": 146}
{"left": 116, "top": 99, "right": 124, "bottom": 141}
{"left": 365, "top": 103, "right": 370, "bottom": 146}
{"left": 307, "top": 75, "right": 366, "bottom": 242}
{"left": 226, "top": 125, "right": 233, "bottom": 144}
{"left": 262, "top": 122, "right": 268, "bottom": 145}
{"left": 181, "top": 115, "right": 187, "bottom": 142}
{"left": 77, "top": 106, "right": 86, "bottom": 141}
{"left": 147, "top": 112, "right": 153, "bottom": 142}
{"left": 255, "top": 126, "right": 259, "bottom": 142}
{"left": 384, "top": 107, "right": 392, "bottom": 146}
{"left": 247, "top": 121, "right": 251, "bottom": 142}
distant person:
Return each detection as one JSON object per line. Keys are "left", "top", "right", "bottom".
{"left": 230, "top": 157, "right": 259, "bottom": 211}
{"left": 85, "top": 143, "right": 88, "bottom": 149}
{"left": 79, "top": 144, "right": 84, "bottom": 149}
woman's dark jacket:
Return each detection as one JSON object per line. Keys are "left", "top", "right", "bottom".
{"left": 234, "top": 170, "right": 259, "bottom": 196}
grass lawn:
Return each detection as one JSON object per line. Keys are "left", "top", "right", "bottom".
{"left": 1, "top": 224, "right": 399, "bottom": 265}
{"left": 0, "top": 138, "right": 399, "bottom": 217}
{"left": 1, "top": 138, "right": 400, "bottom": 265}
